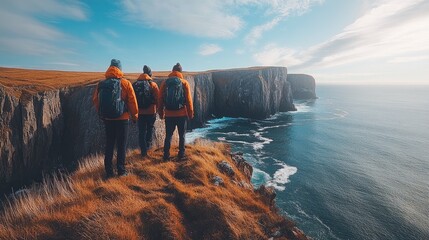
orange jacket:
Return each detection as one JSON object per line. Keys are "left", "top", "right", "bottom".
{"left": 93, "top": 66, "right": 139, "bottom": 121}
{"left": 158, "top": 71, "right": 194, "bottom": 119}
{"left": 136, "top": 73, "right": 159, "bottom": 115}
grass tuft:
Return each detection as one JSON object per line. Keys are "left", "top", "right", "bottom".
{"left": 0, "top": 140, "right": 305, "bottom": 240}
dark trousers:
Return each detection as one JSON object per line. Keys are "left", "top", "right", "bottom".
{"left": 104, "top": 120, "right": 129, "bottom": 175}
{"left": 164, "top": 116, "right": 187, "bottom": 158}
{"left": 138, "top": 114, "right": 156, "bottom": 155}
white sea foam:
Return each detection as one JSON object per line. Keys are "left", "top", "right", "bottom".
{"left": 226, "top": 131, "right": 251, "bottom": 137}
{"left": 265, "top": 112, "right": 284, "bottom": 121}
{"left": 252, "top": 131, "right": 273, "bottom": 150}
{"left": 186, "top": 117, "right": 231, "bottom": 143}
{"left": 258, "top": 123, "right": 291, "bottom": 132}
{"left": 294, "top": 102, "right": 312, "bottom": 113}
{"left": 333, "top": 109, "right": 349, "bottom": 118}
{"left": 266, "top": 163, "right": 297, "bottom": 191}
{"left": 223, "top": 139, "right": 254, "bottom": 146}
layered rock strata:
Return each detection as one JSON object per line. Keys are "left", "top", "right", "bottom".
{"left": 0, "top": 67, "right": 315, "bottom": 191}
{"left": 287, "top": 74, "right": 317, "bottom": 99}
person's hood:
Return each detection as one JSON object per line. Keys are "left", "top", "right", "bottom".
{"left": 137, "top": 73, "right": 152, "bottom": 81}
{"left": 168, "top": 71, "right": 183, "bottom": 79}
{"left": 105, "top": 66, "right": 124, "bottom": 79}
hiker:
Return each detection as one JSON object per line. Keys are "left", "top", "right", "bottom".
{"left": 133, "top": 65, "right": 159, "bottom": 157}
{"left": 93, "top": 59, "right": 138, "bottom": 177}
{"left": 158, "top": 63, "right": 194, "bottom": 161}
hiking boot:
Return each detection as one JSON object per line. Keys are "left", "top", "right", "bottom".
{"left": 178, "top": 154, "right": 188, "bottom": 161}
{"left": 104, "top": 172, "right": 114, "bottom": 180}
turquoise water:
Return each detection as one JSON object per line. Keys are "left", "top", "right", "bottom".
{"left": 187, "top": 85, "right": 429, "bottom": 240}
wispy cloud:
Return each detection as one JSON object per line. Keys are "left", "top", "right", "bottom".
{"left": 120, "top": 0, "right": 242, "bottom": 38}
{"left": 244, "top": 0, "right": 324, "bottom": 45}
{"left": 388, "top": 55, "right": 429, "bottom": 63}
{"left": 254, "top": 44, "right": 303, "bottom": 66}
{"left": 245, "top": 17, "right": 282, "bottom": 45}
{"left": 46, "top": 62, "right": 80, "bottom": 67}
{"left": 120, "top": 0, "right": 322, "bottom": 39}
{"left": 0, "top": 0, "right": 87, "bottom": 55}
{"left": 4, "top": 0, "right": 88, "bottom": 20}
{"left": 105, "top": 29, "right": 119, "bottom": 38}
{"left": 254, "top": 0, "right": 429, "bottom": 70}
{"left": 198, "top": 44, "right": 223, "bottom": 56}
{"left": 90, "top": 32, "right": 124, "bottom": 53}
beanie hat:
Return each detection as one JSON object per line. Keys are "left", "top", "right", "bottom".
{"left": 172, "top": 62, "right": 182, "bottom": 72}
{"left": 110, "top": 59, "right": 122, "bottom": 70}
{"left": 143, "top": 65, "right": 152, "bottom": 77}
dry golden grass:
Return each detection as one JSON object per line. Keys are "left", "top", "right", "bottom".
{"left": 0, "top": 67, "right": 198, "bottom": 97}
{"left": 0, "top": 66, "right": 268, "bottom": 97}
{"left": 0, "top": 140, "right": 303, "bottom": 240}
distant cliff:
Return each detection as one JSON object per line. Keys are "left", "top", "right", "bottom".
{"left": 0, "top": 67, "right": 315, "bottom": 191}
{"left": 287, "top": 74, "right": 317, "bottom": 99}
{"left": 211, "top": 67, "right": 295, "bottom": 119}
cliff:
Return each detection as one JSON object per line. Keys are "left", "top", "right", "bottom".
{"left": 0, "top": 67, "right": 314, "bottom": 191}
{"left": 287, "top": 74, "right": 317, "bottom": 99}
{"left": 0, "top": 140, "right": 307, "bottom": 240}
{"left": 211, "top": 67, "right": 295, "bottom": 119}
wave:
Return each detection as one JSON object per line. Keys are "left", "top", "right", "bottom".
{"left": 224, "top": 131, "right": 251, "bottom": 137}
{"left": 266, "top": 163, "right": 297, "bottom": 191}
{"left": 252, "top": 167, "right": 272, "bottom": 187}
{"left": 294, "top": 101, "right": 314, "bottom": 113}
{"left": 252, "top": 131, "right": 273, "bottom": 151}
{"left": 220, "top": 139, "right": 253, "bottom": 146}
{"left": 257, "top": 123, "right": 291, "bottom": 131}
{"left": 186, "top": 118, "right": 233, "bottom": 143}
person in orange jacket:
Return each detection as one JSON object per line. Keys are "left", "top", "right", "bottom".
{"left": 134, "top": 65, "right": 159, "bottom": 157}
{"left": 93, "top": 59, "right": 138, "bottom": 177}
{"left": 158, "top": 63, "right": 194, "bottom": 160}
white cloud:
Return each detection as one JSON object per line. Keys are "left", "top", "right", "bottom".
{"left": 254, "top": 44, "right": 303, "bottom": 66}
{"left": 245, "top": 17, "right": 282, "bottom": 45}
{"left": 90, "top": 32, "right": 124, "bottom": 53}
{"left": 121, "top": 0, "right": 242, "bottom": 38}
{"left": 46, "top": 62, "right": 80, "bottom": 67}
{"left": 244, "top": 0, "right": 324, "bottom": 45}
{"left": 198, "top": 44, "right": 223, "bottom": 56}
{"left": 106, "top": 29, "right": 119, "bottom": 38}
{"left": 120, "top": 0, "right": 323, "bottom": 39}
{"left": 253, "top": 0, "right": 429, "bottom": 70}
{"left": 389, "top": 55, "right": 429, "bottom": 63}
{"left": 0, "top": 1, "right": 87, "bottom": 55}
{"left": 5, "top": 0, "right": 88, "bottom": 20}
{"left": 0, "top": 37, "right": 70, "bottom": 56}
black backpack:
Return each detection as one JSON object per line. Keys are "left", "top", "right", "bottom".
{"left": 164, "top": 77, "right": 185, "bottom": 110}
{"left": 97, "top": 78, "right": 125, "bottom": 119}
{"left": 133, "top": 80, "right": 154, "bottom": 109}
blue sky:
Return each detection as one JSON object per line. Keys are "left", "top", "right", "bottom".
{"left": 0, "top": 0, "right": 428, "bottom": 84}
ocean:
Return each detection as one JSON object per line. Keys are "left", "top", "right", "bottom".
{"left": 186, "top": 84, "right": 429, "bottom": 240}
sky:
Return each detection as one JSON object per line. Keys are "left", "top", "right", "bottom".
{"left": 0, "top": 0, "right": 428, "bottom": 84}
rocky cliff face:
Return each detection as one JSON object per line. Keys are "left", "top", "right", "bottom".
{"left": 287, "top": 74, "right": 317, "bottom": 99}
{"left": 0, "top": 85, "right": 20, "bottom": 189}
{"left": 0, "top": 67, "right": 313, "bottom": 191}
{"left": 212, "top": 67, "right": 296, "bottom": 119}
{"left": 0, "top": 87, "right": 64, "bottom": 191}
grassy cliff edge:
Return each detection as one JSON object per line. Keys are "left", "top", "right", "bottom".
{"left": 0, "top": 140, "right": 307, "bottom": 240}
